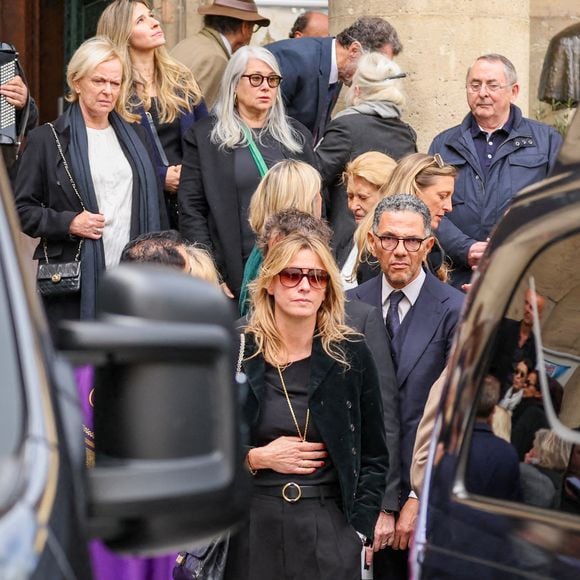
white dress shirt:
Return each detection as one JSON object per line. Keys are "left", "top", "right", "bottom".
{"left": 380, "top": 268, "right": 426, "bottom": 324}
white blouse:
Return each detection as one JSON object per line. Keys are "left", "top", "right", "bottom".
{"left": 87, "top": 126, "right": 133, "bottom": 269}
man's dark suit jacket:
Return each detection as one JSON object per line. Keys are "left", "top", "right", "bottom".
{"left": 347, "top": 270, "right": 464, "bottom": 499}
{"left": 266, "top": 37, "right": 337, "bottom": 140}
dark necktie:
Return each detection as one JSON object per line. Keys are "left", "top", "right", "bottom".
{"left": 386, "top": 290, "right": 404, "bottom": 338}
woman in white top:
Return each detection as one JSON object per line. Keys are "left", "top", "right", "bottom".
{"left": 14, "top": 36, "right": 166, "bottom": 336}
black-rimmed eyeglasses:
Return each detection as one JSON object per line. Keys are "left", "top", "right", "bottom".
{"left": 278, "top": 268, "right": 329, "bottom": 289}
{"left": 373, "top": 234, "right": 430, "bottom": 252}
{"left": 241, "top": 74, "right": 282, "bottom": 88}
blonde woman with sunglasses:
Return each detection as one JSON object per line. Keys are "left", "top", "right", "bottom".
{"left": 227, "top": 232, "right": 388, "bottom": 580}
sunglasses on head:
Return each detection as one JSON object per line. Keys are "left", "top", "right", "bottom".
{"left": 278, "top": 267, "right": 329, "bottom": 289}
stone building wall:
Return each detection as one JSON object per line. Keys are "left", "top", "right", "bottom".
{"left": 159, "top": 1, "right": 579, "bottom": 148}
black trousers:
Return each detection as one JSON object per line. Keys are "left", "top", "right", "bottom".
{"left": 373, "top": 546, "right": 408, "bottom": 580}
{"left": 225, "top": 492, "right": 362, "bottom": 580}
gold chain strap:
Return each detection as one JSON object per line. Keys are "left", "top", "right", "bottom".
{"left": 276, "top": 364, "right": 310, "bottom": 442}
{"left": 43, "top": 122, "right": 85, "bottom": 264}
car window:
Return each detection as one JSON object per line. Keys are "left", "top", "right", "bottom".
{"left": 463, "top": 231, "right": 580, "bottom": 515}
{"left": 0, "top": 261, "right": 24, "bottom": 458}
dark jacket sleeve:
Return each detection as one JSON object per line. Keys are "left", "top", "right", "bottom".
{"left": 178, "top": 123, "right": 213, "bottom": 248}
{"left": 360, "top": 307, "right": 401, "bottom": 512}
{"left": 315, "top": 119, "right": 353, "bottom": 187}
{"left": 14, "top": 126, "right": 80, "bottom": 240}
{"left": 350, "top": 340, "right": 389, "bottom": 538}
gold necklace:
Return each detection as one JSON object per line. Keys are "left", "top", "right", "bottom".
{"left": 276, "top": 364, "right": 310, "bottom": 442}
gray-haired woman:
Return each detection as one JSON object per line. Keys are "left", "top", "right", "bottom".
{"left": 178, "top": 45, "right": 317, "bottom": 300}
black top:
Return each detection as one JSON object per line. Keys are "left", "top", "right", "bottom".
{"left": 234, "top": 130, "right": 285, "bottom": 262}
{"left": 252, "top": 357, "right": 337, "bottom": 486}
{"left": 150, "top": 98, "right": 182, "bottom": 167}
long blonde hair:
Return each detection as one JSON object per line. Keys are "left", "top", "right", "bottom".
{"left": 248, "top": 160, "right": 322, "bottom": 235}
{"left": 246, "top": 233, "right": 356, "bottom": 367}
{"left": 97, "top": 0, "right": 202, "bottom": 123}
{"left": 382, "top": 152, "right": 458, "bottom": 199}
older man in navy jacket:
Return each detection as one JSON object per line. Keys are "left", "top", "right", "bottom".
{"left": 429, "top": 53, "right": 562, "bottom": 289}
{"left": 267, "top": 16, "right": 401, "bottom": 143}
{"left": 347, "top": 194, "right": 463, "bottom": 579}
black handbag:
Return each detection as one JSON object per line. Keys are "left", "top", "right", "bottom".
{"left": 37, "top": 260, "right": 81, "bottom": 296}
{"left": 36, "top": 123, "right": 84, "bottom": 297}
{"left": 173, "top": 537, "right": 230, "bottom": 580}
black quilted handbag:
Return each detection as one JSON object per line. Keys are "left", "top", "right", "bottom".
{"left": 37, "top": 260, "right": 81, "bottom": 297}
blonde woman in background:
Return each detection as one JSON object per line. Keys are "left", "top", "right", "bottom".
{"left": 239, "top": 159, "right": 323, "bottom": 314}
{"left": 338, "top": 151, "right": 397, "bottom": 290}
{"left": 316, "top": 51, "right": 416, "bottom": 255}
{"left": 97, "top": 0, "right": 208, "bottom": 229}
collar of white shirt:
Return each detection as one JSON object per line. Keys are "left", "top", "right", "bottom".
{"left": 381, "top": 268, "right": 426, "bottom": 322}
{"left": 329, "top": 39, "right": 338, "bottom": 84}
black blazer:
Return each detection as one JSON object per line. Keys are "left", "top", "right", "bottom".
{"left": 345, "top": 300, "right": 400, "bottom": 512}
{"left": 178, "top": 115, "right": 317, "bottom": 299}
{"left": 241, "top": 334, "right": 388, "bottom": 539}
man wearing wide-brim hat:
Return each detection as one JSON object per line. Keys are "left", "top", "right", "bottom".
{"left": 172, "top": 0, "right": 270, "bottom": 109}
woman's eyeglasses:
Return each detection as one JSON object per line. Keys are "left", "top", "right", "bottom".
{"left": 278, "top": 268, "right": 329, "bottom": 289}
{"left": 241, "top": 74, "right": 282, "bottom": 88}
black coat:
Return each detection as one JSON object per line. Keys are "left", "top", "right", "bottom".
{"left": 14, "top": 113, "right": 166, "bottom": 327}
{"left": 315, "top": 110, "right": 417, "bottom": 256}
{"left": 241, "top": 333, "right": 389, "bottom": 539}
{"left": 178, "top": 115, "right": 317, "bottom": 299}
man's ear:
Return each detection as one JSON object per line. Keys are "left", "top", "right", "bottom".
{"left": 348, "top": 40, "right": 362, "bottom": 59}
{"left": 510, "top": 82, "right": 520, "bottom": 103}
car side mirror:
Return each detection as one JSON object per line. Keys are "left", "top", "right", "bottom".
{"left": 58, "top": 265, "right": 250, "bottom": 553}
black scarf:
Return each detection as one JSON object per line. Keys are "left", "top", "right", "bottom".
{"left": 64, "top": 103, "right": 161, "bottom": 319}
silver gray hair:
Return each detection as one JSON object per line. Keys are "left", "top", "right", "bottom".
{"left": 372, "top": 193, "right": 432, "bottom": 236}
{"left": 211, "top": 46, "right": 304, "bottom": 153}
{"left": 466, "top": 53, "right": 518, "bottom": 86}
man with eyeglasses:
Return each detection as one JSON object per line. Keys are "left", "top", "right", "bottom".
{"left": 267, "top": 16, "right": 402, "bottom": 144}
{"left": 347, "top": 194, "right": 463, "bottom": 580}
{"left": 429, "top": 53, "right": 562, "bottom": 290}
{"left": 171, "top": 0, "right": 269, "bottom": 110}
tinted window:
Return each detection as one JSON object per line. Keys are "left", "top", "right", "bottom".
{"left": 464, "top": 231, "right": 580, "bottom": 516}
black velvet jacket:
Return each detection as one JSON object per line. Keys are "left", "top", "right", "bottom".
{"left": 241, "top": 333, "right": 388, "bottom": 539}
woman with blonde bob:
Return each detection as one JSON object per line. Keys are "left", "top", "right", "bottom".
{"left": 238, "top": 159, "right": 323, "bottom": 314}
{"left": 316, "top": 51, "right": 417, "bottom": 255}
{"left": 178, "top": 45, "right": 316, "bottom": 302}
{"left": 97, "top": 0, "right": 207, "bottom": 228}
{"left": 228, "top": 232, "right": 388, "bottom": 580}
{"left": 338, "top": 151, "right": 397, "bottom": 289}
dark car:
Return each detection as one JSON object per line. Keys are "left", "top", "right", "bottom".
{"left": 413, "top": 110, "right": 580, "bottom": 579}
{"left": 0, "top": 159, "right": 249, "bottom": 577}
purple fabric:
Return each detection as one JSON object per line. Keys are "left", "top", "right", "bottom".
{"left": 74, "top": 365, "right": 177, "bottom": 580}
{"left": 89, "top": 540, "right": 176, "bottom": 580}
